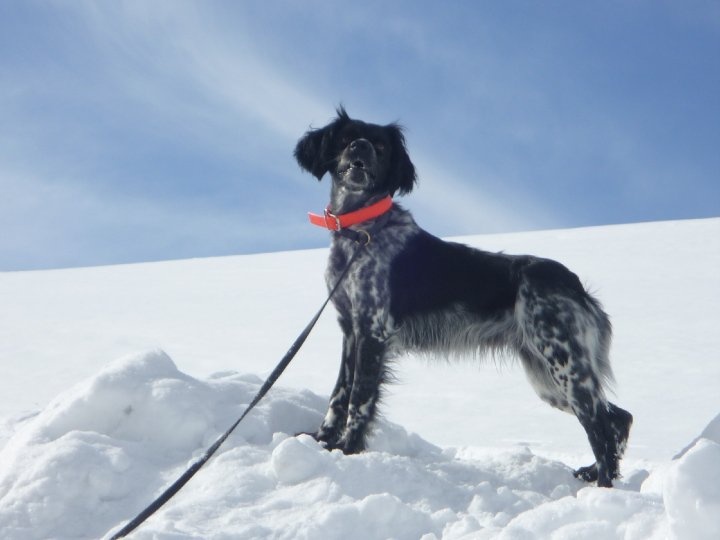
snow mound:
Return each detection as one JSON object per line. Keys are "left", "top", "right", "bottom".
{"left": 0, "top": 350, "right": 325, "bottom": 539}
{"left": 1, "top": 350, "right": 718, "bottom": 539}
{"left": 663, "top": 438, "right": 720, "bottom": 540}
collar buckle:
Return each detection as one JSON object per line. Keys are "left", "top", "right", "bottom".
{"left": 324, "top": 209, "right": 342, "bottom": 231}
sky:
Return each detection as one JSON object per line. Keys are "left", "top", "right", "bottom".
{"left": 1, "top": 1, "right": 718, "bottom": 271}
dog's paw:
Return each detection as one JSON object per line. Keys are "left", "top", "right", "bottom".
{"left": 294, "top": 428, "right": 365, "bottom": 455}
{"left": 573, "top": 463, "right": 599, "bottom": 482}
{"left": 294, "top": 430, "right": 337, "bottom": 451}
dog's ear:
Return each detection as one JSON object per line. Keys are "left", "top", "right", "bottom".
{"left": 295, "top": 107, "right": 351, "bottom": 180}
{"left": 387, "top": 124, "right": 417, "bottom": 195}
{"left": 294, "top": 125, "right": 332, "bottom": 180}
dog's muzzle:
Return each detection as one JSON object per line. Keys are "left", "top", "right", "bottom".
{"left": 340, "top": 139, "right": 377, "bottom": 186}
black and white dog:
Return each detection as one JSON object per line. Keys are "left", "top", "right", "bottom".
{"left": 294, "top": 107, "right": 632, "bottom": 487}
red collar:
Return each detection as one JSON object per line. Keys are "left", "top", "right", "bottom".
{"left": 308, "top": 196, "right": 393, "bottom": 231}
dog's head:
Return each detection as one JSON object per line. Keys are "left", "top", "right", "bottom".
{"left": 294, "top": 107, "right": 416, "bottom": 210}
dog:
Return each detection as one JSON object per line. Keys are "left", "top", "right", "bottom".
{"left": 294, "top": 107, "right": 632, "bottom": 487}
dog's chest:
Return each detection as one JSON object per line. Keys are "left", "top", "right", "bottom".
{"left": 326, "top": 216, "right": 417, "bottom": 339}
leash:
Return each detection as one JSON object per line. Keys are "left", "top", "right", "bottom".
{"left": 109, "top": 213, "right": 388, "bottom": 539}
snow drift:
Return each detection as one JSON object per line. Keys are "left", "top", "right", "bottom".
{"left": 0, "top": 350, "right": 718, "bottom": 539}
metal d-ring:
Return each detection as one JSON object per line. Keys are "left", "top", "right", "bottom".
{"left": 356, "top": 229, "right": 371, "bottom": 246}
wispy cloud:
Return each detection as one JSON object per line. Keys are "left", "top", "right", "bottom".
{"left": 1, "top": 1, "right": 717, "bottom": 270}
{"left": 71, "top": 2, "right": 331, "bottom": 143}
{"left": 0, "top": 164, "right": 303, "bottom": 271}
{"left": 406, "top": 156, "right": 559, "bottom": 236}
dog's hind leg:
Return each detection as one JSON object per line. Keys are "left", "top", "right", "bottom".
{"left": 519, "top": 344, "right": 629, "bottom": 487}
{"left": 566, "top": 386, "right": 632, "bottom": 487}
{"left": 573, "top": 402, "right": 633, "bottom": 483}
{"left": 517, "top": 281, "right": 632, "bottom": 487}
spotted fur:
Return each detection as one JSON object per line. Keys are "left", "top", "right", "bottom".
{"left": 294, "top": 107, "right": 632, "bottom": 487}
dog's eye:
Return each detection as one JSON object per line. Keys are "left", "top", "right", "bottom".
{"left": 374, "top": 142, "right": 386, "bottom": 154}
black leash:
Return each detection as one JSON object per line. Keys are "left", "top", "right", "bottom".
{"left": 109, "top": 222, "right": 382, "bottom": 539}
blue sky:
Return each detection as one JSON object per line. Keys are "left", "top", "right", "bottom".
{"left": 1, "top": 1, "right": 718, "bottom": 271}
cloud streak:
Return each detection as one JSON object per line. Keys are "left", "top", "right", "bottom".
{"left": 1, "top": 1, "right": 717, "bottom": 270}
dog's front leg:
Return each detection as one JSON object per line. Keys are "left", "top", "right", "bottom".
{"left": 335, "top": 334, "right": 386, "bottom": 454}
{"left": 314, "top": 330, "right": 355, "bottom": 446}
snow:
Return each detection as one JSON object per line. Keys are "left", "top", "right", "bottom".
{"left": 662, "top": 439, "right": 720, "bottom": 539}
{"left": 0, "top": 217, "right": 719, "bottom": 539}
